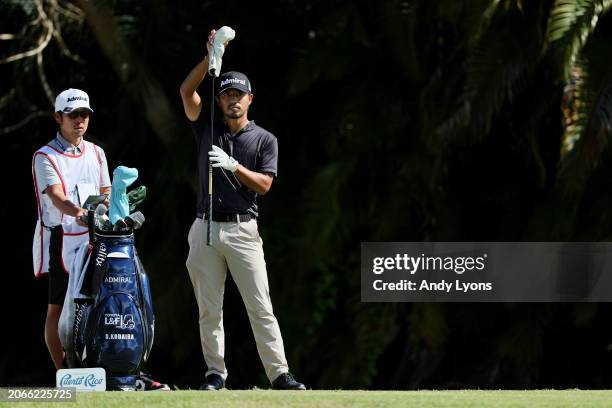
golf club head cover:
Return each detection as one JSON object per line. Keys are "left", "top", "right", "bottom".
{"left": 128, "top": 185, "right": 147, "bottom": 212}
{"left": 94, "top": 204, "right": 109, "bottom": 230}
{"left": 208, "top": 26, "right": 235, "bottom": 77}
{"left": 95, "top": 203, "right": 108, "bottom": 217}
{"left": 109, "top": 166, "right": 139, "bottom": 224}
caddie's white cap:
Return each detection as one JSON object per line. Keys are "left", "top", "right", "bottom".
{"left": 54, "top": 88, "right": 93, "bottom": 113}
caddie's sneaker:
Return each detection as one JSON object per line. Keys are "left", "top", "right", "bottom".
{"left": 199, "top": 373, "right": 225, "bottom": 390}
{"left": 135, "top": 372, "right": 171, "bottom": 391}
{"left": 271, "top": 372, "right": 306, "bottom": 390}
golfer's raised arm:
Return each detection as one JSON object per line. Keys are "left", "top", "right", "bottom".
{"left": 180, "top": 30, "right": 216, "bottom": 121}
{"left": 179, "top": 55, "right": 208, "bottom": 122}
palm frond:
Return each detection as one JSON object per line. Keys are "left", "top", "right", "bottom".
{"left": 582, "top": 74, "right": 612, "bottom": 156}
{"left": 465, "top": 0, "right": 503, "bottom": 48}
{"left": 557, "top": 34, "right": 612, "bottom": 179}
{"left": 464, "top": 29, "right": 534, "bottom": 135}
{"left": 436, "top": 3, "right": 544, "bottom": 140}
{"left": 544, "top": 0, "right": 612, "bottom": 80}
{"left": 379, "top": 0, "right": 420, "bottom": 80}
{"left": 557, "top": 72, "right": 612, "bottom": 195}
{"left": 434, "top": 98, "right": 471, "bottom": 140}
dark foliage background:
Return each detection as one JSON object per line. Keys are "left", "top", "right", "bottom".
{"left": 2, "top": 0, "right": 612, "bottom": 390}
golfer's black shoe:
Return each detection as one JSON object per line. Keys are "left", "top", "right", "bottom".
{"left": 271, "top": 372, "right": 306, "bottom": 390}
{"left": 199, "top": 374, "right": 225, "bottom": 391}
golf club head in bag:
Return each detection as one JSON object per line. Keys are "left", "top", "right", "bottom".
{"left": 95, "top": 203, "right": 108, "bottom": 216}
{"left": 114, "top": 219, "right": 128, "bottom": 232}
{"left": 79, "top": 195, "right": 108, "bottom": 228}
{"left": 94, "top": 204, "right": 109, "bottom": 231}
{"left": 128, "top": 186, "right": 147, "bottom": 213}
{"left": 125, "top": 212, "right": 145, "bottom": 230}
{"left": 83, "top": 194, "right": 108, "bottom": 210}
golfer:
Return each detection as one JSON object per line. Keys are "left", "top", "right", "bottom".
{"left": 180, "top": 30, "right": 305, "bottom": 390}
{"left": 32, "top": 88, "right": 111, "bottom": 369}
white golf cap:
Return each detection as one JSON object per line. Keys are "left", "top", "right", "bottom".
{"left": 54, "top": 88, "right": 93, "bottom": 113}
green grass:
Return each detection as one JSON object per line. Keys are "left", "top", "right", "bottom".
{"left": 3, "top": 390, "right": 612, "bottom": 408}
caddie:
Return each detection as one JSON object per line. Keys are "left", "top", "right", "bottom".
{"left": 32, "top": 88, "right": 111, "bottom": 369}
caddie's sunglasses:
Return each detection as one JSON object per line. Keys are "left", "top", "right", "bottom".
{"left": 67, "top": 110, "right": 90, "bottom": 119}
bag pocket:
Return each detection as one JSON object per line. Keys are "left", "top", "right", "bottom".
{"left": 85, "top": 292, "right": 145, "bottom": 374}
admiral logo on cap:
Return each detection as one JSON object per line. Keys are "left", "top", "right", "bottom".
{"left": 216, "top": 71, "right": 252, "bottom": 95}
{"left": 55, "top": 88, "right": 93, "bottom": 113}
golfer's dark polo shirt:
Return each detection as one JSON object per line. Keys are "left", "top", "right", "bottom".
{"left": 191, "top": 116, "right": 278, "bottom": 218}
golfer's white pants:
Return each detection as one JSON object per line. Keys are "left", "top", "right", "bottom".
{"left": 186, "top": 217, "right": 289, "bottom": 382}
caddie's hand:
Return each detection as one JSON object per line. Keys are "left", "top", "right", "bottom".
{"left": 209, "top": 145, "right": 238, "bottom": 172}
{"left": 75, "top": 208, "right": 88, "bottom": 227}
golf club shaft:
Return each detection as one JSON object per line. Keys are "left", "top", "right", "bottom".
{"left": 88, "top": 209, "right": 95, "bottom": 243}
{"left": 207, "top": 77, "right": 214, "bottom": 246}
{"left": 207, "top": 164, "right": 212, "bottom": 245}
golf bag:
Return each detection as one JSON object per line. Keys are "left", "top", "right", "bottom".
{"left": 60, "top": 230, "right": 155, "bottom": 390}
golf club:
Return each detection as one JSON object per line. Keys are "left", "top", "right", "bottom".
{"left": 206, "top": 26, "right": 235, "bottom": 246}
{"left": 94, "top": 204, "right": 109, "bottom": 231}
{"left": 125, "top": 212, "right": 145, "bottom": 230}
{"left": 83, "top": 194, "right": 107, "bottom": 210}
{"left": 114, "top": 219, "right": 128, "bottom": 232}
{"left": 208, "top": 78, "right": 214, "bottom": 246}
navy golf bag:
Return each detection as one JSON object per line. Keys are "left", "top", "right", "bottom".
{"left": 61, "top": 230, "right": 155, "bottom": 391}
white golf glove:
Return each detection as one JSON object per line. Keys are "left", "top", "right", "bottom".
{"left": 209, "top": 145, "right": 239, "bottom": 172}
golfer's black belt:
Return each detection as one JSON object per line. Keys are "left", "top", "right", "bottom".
{"left": 200, "top": 213, "right": 253, "bottom": 222}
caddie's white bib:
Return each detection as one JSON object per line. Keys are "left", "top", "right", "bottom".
{"left": 32, "top": 140, "right": 104, "bottom": 277}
